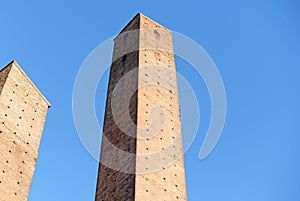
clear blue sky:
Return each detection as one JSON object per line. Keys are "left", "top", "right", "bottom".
{"left": 1, "top": 0, "right": 300, "bottom": 200}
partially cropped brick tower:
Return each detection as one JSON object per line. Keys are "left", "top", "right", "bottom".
{"left": 0, "top": 61, "right": 50, "bottom": 200}
{"left": 95, "top": 13, "right": 187, "bottom": 200}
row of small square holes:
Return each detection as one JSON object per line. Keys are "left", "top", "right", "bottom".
{"left": 3, "top": 105, "right": 34, "bottom": 146}
{"left": 3, "top": 87, "right": 39, "bottom": 137}
{"left": 145, "top": 143, "right": 177, "bottom": 151}
{"left": 1, "top": 148, "right": 27, "bottom": 196}
{"left": 0, "top": 85, "right": 37, "bottom": 196}
{"left": 144, "top": 170, "right": 180, "bottom": 199}
{"left": 144, "top": 60, "right": 172, "bottom": 69}
{"left": 143, "top": 86, "right": 179, "bottom": 146}
{"left": 144, "top": 52, "right": 172, "bottom": 62}
{"left": 144, "top": 72, "right": 174, "bottom": 88}
{"left": 112, "top": 47, "right": 180, "bottom": 199}
{"left": 142, "top": 93, "right": 175, "bottom": 103}
{"left": 142, "top": 56, "right": 181, "bottom": 198}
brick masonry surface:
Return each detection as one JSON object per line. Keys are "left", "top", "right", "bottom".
{"left": 95, "top": 13, "right": 187, "bottom": 201}
{"left": 0, "top": 61, "right": 50, "bottom": 201}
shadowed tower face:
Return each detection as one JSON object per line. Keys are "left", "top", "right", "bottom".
{"left": 0, "top": 61, "right": 50, "bottom": 200}
{"left": 95, "top": 13, "right": 187, "bottom": 201}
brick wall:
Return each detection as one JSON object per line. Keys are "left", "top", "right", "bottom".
{"left": 0, "top": 61, "right": 50, "bottom": 201}
{"left": 135, "top": 14, "right": 187, "bottom": 201}
{"left": 95, "top": 13, "right": 187, "bottom": 201}
{"left": 95, "top": 15, "right": 140, "bottom": 201}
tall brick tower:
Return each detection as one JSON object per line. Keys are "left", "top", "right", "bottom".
{"left": 95, "top": 13, "right": 187, "bottom": 200}
{"left": 0, "top": 61, "right": 50, "bottom": 200}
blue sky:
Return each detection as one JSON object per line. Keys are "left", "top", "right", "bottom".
{"left": 1, "top": 0, "right": 300, "bottom": 200}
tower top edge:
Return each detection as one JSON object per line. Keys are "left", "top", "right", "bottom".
{"left": 1, "top": 60, "right": 51, "bottom": 107}
{"left": 117, "top": 13, "right": 170, "bottom": 36}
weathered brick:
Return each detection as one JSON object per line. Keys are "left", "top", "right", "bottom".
{"left": 0, "top": 61, "right": 50, "bottom": 201}
{"left": 95, "top": 13, "right": 187, "bottom": 201}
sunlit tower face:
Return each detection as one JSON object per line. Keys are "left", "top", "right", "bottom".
{"left": 95, "top": 13, "right": 187, "bottom": 201}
